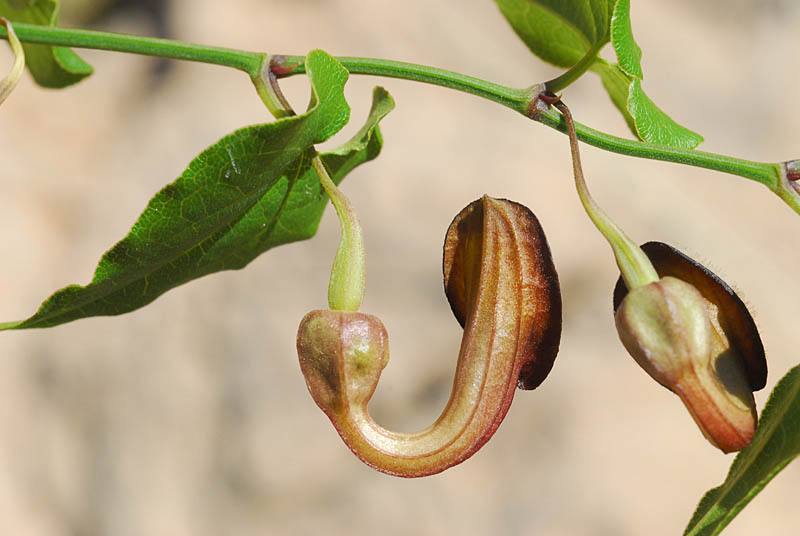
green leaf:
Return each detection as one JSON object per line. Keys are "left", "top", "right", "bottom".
{"left": 605, "top": 0, "right": 703, "bottom": 149}
{"left": 0, "top": 0, "right": 93, "bottom": 88}
{"left": 627, "top": 80, "right": 703, "bottom": 150}
{"left": 609, "top": 0, "right": 641, "bottom": 79}
{"left": 494, "top": 0, "right": 615, "bottom": 68}
{"left": 593, "top": 61, "right": 703, "bottom": 150}
{"left": 684, "top": 365, "right": 800, "bottom": 536}
{"left": 0, "top": 51, "right": 394, "bottom": 330}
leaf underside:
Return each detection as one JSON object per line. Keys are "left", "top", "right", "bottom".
{"left": 0, "top": 0, "right": 93, "bottom": 88}
{"left": 684, "top": 365, "right": 800, "bottom": 536}
{"left": 1, "top": 51, "right": 395, "bottom": 330}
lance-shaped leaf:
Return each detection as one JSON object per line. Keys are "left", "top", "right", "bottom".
{"left": 684, "top": 365, "right": 800, "bottom": 535}
{"left": 0, "top": 0, "right": 93, "bottom": 88}
{"left": 1, "top": 51, "right": 395, "bottom": 330}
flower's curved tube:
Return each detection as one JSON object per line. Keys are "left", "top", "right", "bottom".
{"left": 297, "top": 196, "right": 561, "bottom": 477}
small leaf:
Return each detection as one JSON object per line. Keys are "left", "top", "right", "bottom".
{"left": 1, "top": 52, "right": 395, "bottom": 330}
{"left": 684, "top": 365, "right": 800, "bottom": 536}
{"left": 494, "top": 0, "right": 614, "bottom": 68}
{"left": 594, "top": 61, "right": 703, "bottom": 150}
{"left": 0, "top": 0, "right": 93, "bottom": 88}
{"left": 606, "top": 0, "right": 703, "bottom": 149}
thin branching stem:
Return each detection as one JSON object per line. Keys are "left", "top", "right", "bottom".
{"left": 0, "top": 22, "right": 795, "bottom": 213}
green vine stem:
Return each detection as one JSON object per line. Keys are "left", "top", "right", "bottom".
{"left": 1, "top": 22, "right": 796, "bottom": 214}
{"left": 531, "top": 105, "right": 787, "bottom": 197}
{"left": 270, "top": 54, "right": 534, "bottom": 113}
{"left": 0, "top": 22, "right": 264, "bottom": 74}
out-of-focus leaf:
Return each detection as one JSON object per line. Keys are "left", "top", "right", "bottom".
{"left": 494, "top": 0, "right": 614, "bottom": 68}
{"left": 685, "top": 365, "right": 800, "bottom": 536}
{"left": 0, "top": 0, "right": 93, "bottom": 88}
{"left": 0, "top": 51, "right": 394, "bottom": 330}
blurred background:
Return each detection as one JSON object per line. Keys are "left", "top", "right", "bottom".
{"left": 0, "top": 1, "right": 798, "bottom": 534}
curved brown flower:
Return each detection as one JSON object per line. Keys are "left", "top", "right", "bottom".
{"left": 297, "top": 196, "right": 561, "bottom": 477}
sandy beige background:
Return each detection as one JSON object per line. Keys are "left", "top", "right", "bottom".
{"left": 0, "top": 1, "right": 798, "bottom": 534}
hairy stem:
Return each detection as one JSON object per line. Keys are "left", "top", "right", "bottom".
{"left": 0, "top": 23, "right": 794, "bottom": 213}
